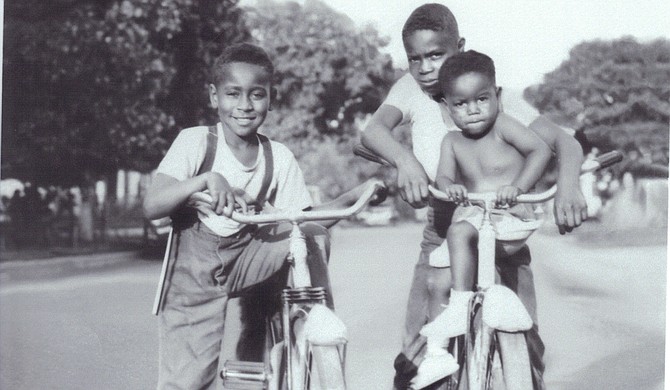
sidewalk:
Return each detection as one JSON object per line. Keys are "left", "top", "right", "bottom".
{"left": 0, "top": 246, "right": 153, "bottom": 284}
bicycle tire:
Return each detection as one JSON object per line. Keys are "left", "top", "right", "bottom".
{"left": 495, "top": 331, "right": 532, "bottom": 390}
{"left": 288, "top": 317, "right": 346, "bottom": 390}
{"left": 308, "top": 345, "right": 346, "bottom": 389}
{"left": 465, "top": 312, "right": 495, "bottom": 390}
{"left": 462, "top": 296, "right": 532, "bottom": 390}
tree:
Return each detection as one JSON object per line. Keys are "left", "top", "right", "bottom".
{"left": 523, "top": 37, "right": 670, "bottom": 177}
{"left": 2, "top": 0, "right": 249, "bottom": 187}
{"left": 242, "top": 0, "right": 397, "bottom": 197}
{"left": 2, "top": 0, "right": 249, "bottom": 244}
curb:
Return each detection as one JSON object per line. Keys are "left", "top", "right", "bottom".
{"left": 0, "top": 251, "right": 142, "bottom": 283}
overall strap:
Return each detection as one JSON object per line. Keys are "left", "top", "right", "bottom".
{"left": 255, "top": 134, "right": 274, "bottom": 212}
{"left": 171, "top": 125, "right": 218, "bottom": 229}
{"left": 196, "top": 125, "right": 218, "bottom": 175}
{"left": 156, "top": 125, "right": 217, "bottom": 315}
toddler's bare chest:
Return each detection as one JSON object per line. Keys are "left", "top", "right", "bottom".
{"left": 454, "top": 138, "right": 523, "bottom": 178}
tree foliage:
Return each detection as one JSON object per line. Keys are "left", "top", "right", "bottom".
{"left": 2, "top": 0, "right": 248, "bottom": 186}
{"left": 243, "top": 0, "right": 396, "bottom": 197}
{"left": 2, "top": 0, "right": 398, "bottom": 198}
{"left": 523, "top": 37, "right": 670, "bottom": 174}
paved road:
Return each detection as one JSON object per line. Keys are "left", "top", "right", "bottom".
{"left": 0, "top": 223, "right": 665, "bottom": 389}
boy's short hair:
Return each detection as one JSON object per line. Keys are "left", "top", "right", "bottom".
{"left": 439, "top": 50, "right": 496, "bottom": 94}
{"left": 211, "top": 43, "right": 274, "bottom": 85}
{"left": 401, "top": 3, "right": 459, "bottom": 41}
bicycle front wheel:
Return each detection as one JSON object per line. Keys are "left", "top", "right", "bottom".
{"left": 464, "top": 297, "right": 532, "bottom": 390}
{"left": 307, "top": 344, "right": 346, "bottom": 389}
{"left": 495, "top": 331, "right": 532, "bottom": 390}
{"left": 289, "top": 311, "right": 346, "bottom": 390}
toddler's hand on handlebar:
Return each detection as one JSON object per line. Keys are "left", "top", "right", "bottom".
{"left": 445, "top": 184, "right": 468, "bottom": 205}
{"left": 496, "top": 185, "right": 521, "bottom": 207}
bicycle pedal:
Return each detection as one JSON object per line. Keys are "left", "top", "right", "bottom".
{"left": 221, "top": 360, "right": 269, "bottom": 389}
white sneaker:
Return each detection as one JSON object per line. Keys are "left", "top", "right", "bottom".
{"left": 410, "top": 351, "right": 459, "bottom": 389}
{"left": 421, "top": 290, "right": 474, "bottom": 341}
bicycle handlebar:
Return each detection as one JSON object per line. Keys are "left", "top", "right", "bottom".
{"left": 428, "top": 151, "right": 623, "bottom": 204}
{"left": 353, "top": 144, "right": 622, "bottom": 205}
{"left": 353, "top": 144, "right": 391, "bottom": 166}
{"left": 188, "top": 179, "right": 387, "bottom": 224}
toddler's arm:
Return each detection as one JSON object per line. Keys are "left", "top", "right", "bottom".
{"left": 435, "top": 133, "right": 458, "bottom": 190}
{"left": 497, "top": 117, "right": 552, "bottom": 196}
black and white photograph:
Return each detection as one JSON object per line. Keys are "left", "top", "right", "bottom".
{"left": 1, "top": 1, "right": 668, "bottom": 389}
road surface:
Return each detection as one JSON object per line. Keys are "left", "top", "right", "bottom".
{"left": 0, "top": 223, "right": 665, "bottom": 389}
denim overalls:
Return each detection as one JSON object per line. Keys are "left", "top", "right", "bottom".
{"left": 155, "top": 128, "right": 332, "bottom": 390}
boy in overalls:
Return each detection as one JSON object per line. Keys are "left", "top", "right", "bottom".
{"left": 144, "top": 43, "right": 355, "bottom": 389}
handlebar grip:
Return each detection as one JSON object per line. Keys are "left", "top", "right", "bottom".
{"left": 594, "top": 151, "right": 624, "bottom": 170}
{"left": 353, "top": 144, "right": 391, "bottom": 166}
{"left": 369, "top": 183, "right": 389, "bottom": 206}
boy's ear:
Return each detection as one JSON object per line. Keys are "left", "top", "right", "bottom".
{"left": 208, "top": 84, "right": 218, "bottom": 108}
{"left": 496, "top": 87, "right": 504, "bottom": 112}
{"left": 457, "top": 37, "right": 466, "bottom": 52}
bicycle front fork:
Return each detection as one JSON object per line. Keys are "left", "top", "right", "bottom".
{"left": 220, "top": 286, "right": 330, "bottom": 390}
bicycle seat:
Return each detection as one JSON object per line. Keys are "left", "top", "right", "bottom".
{"left": 494, "top": 217, "right": 543, "bottom": 255}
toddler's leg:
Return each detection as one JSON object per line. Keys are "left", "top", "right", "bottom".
{"left": 446, "top": 221, "right": 478, "bottom": 291}
{"left": 420, "top": 221, "right": 477, "bottom": 342}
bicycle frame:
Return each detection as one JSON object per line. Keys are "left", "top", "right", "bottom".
{"left": 427, "top": 151, "right": 623, "bottom": 390}
{"left": 352, "top": 143, "right": 623, "bottom": 389}
{"left": 186, "top": 180, "right": 386, "bottom": 390}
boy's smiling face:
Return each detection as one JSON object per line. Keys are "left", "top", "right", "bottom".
{"left": 209, "top": 62, "right": 273, "bottom": 140}
{"left": 404, "top": 29, "right": 464, "bottom": 96}
{"left": 443, "top": 72, "right": 500, "bottom": 138}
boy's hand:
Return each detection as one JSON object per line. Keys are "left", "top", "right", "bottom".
{"left": 554, "top": 186, "right": 588, "bottom": 234}
{"left": 496, "top": 185, "right": 521, "bottom": 207}
{"left": 205, "top": 172, "right": 249, "bottom": 217}
{"left": 445, "top": 184, "right": 468, "bottom": 205}
{"left": 397, "top": 157, "right": 429, "bottom": 208}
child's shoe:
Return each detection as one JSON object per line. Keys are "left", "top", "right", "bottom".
{"left": 420, "top": 290, "right": 474, "bottom": 340}
{"left": 410, "top": 346, "right": 459, "bottom": 389}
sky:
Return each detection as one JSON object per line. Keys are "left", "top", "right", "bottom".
{"left": 241, "top": 0, "right": 670, "bottom": 90}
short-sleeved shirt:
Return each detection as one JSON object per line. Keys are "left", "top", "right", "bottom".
{"left": 380, "top": 73, "right": 539, "bottom": 181}
{"left": 157, "top": 122, "right": 313, "bottom": 236}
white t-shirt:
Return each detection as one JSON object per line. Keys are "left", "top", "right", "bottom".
{"left": 157, "top": 123, "right": 313, "bottom": 236}
{"left": 381, "top": 73, "right": 539, "bottom": 181}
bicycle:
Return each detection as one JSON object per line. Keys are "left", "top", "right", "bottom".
{"left": 354, "top": 144, "right": 622, "bottom": 390}
{"left": 184, "top": 179, "right": 387, "bottom": 390}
